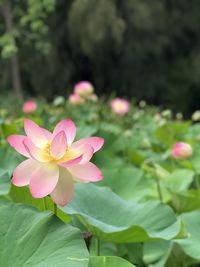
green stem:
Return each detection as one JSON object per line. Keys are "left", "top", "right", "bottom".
{"left": 171, "top": 157, "right": 176, "bottom": 169}
{"left": 96, "top": 237, "right": 100, "bottom": 256}
{"left": 43, "top": 197, "right": 47, "bottom": 211}
{"left": 116, "top": 243, "right": 120, "bottom": 256}
{"left": 155, "top": 177, "right": 163, "bottom": 202}
{"left": 0, "top": 124, "right": 5, "bottom": 140}
{"left": 191, "top": 163, "right": 200, "bottom": 197}
{"left": 195, "top": 174, "right": 200, "bottom": 188}
{"left": 53, "top": 202, "right": 57, "bottom": 216}
{"left": 195, "top": 174, "right": 200, "bottom": 197}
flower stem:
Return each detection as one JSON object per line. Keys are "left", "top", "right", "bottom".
{"left": 43, "top": 197, "right": 47, "bottom": 211}
{"left": 0, "top": 125, "right": 5, "bottom": 140}
{"left": 195, "top": 174, "right": 200, "bottom": 188}
{"left": 53, "top": 203, "right": 57, "bottom": 216}
{"left": 195, "top": 174, "right": 200, "bottom": 197}
{"left": 155, "top": 177, "right": 163, "bottom": 202}
{"left": 191, "top": 164, "right": 200, "bottom": 197}
{"left": 96, "top": 237, "right": 100, "bottom": 256}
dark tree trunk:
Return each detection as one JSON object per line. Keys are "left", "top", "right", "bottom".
{"left": 1, "top": 0, "right": 23, "bottom": 100}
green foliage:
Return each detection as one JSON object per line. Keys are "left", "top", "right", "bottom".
{"left": 177, "top": 210, "right": 200, "bottom": 260}
{"left": 0, "top": 200, "right": 89, "bottom": 266}
{"left": 0, "top": 0, "right": 56, "bottom": 58}
{"left": 61, "top": 183, "right": 184, "bottom": 243}
{"left": 68, "top": 0, "right": 125, "bottom": 54}
{"left": 0, "top": 168, "right": 10, "bottom": 195}
{"left": 0, "top": 32, "right": 18, "bottom": 58}
{"left": 89, "top": 256, "right": 136, "bottom": 267}
{"left": 1, "top": 1, "right": 200, "bottom": 112}
{"left": 1, "top": 92, "right": 200, "bottom": 265}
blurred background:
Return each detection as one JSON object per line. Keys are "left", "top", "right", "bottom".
{"left": 1, "top": 0, "right": 200, "bottom": 115}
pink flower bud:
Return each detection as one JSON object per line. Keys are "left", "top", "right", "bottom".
{"left": 23, "top": 100, "right": 37, "bottom": 114}
{"left": 172, "top": 142, "right": 193, "bottom": 159}
{"left": 68, "top": 94, "right": 84, "bottom": 105}
{"left": 110, "top": 98, "right": 129, "bottom": 115}
{"left": 74, "top": 81, "right": 94, "bottom": 97}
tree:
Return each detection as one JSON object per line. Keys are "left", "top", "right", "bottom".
{"left": 1, "top": 0, "right": 200, "bottom": 113}
{"left": 0, "top": 0, "right": 56, "bottom": 100}
{"left": 0, "top": 0, "right": 22, "bottom": 100}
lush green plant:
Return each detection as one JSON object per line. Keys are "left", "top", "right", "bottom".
{"left": 1, "top": 96, "right": 200, "bottom": 266}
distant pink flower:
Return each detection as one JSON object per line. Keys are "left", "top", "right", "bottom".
{"left": 172, "top": 142, "right": 193, "bottom": 159}
{"left": 68, "top": 94, "right": 84, "bottom": 105}
{"left": 7, "top": 119, "right": 104, "bottom": 206}
{"left": 110, "top": 98, "right": 129, "bottom": 115}
{"left": 23, "top": 100, "right": 37, "bottom": 114}
{"left": 74, "top": 81, "right": 94, "bottom": 97}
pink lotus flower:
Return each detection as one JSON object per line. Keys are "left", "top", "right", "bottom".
{"left": 171, "top": 142, "right": 193, "bottom": 159}
{"left": 110, "top": 98, "right": 129, "bottom": 115}
{"left": 7, "top": 119, "right": 104, "bottom": 206}
{"left": 68, "top": 94, "right": 84, "bottom": 105}
{"left": 23, "top": 100, "right": 37, "bottom": 114}
{"left": 74, "top": 81, "right": 94, "bottom": 97}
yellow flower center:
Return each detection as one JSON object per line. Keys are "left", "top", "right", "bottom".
{"left": 115, "top": 102, "right": 126, "bottom": 111}
{"left": 40, "top": 141, "right": 80, "bottom": 163}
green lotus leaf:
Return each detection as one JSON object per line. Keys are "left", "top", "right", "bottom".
{"left": 172, "top": 190, "right": 200, "bottom": 214}
{"left": 61, "top": 184, "right": 185, "bottom": 243}
{"left": 0, "top": 200, "right": 89, "bottom": 267}
{"left": 9, "top": 185, "right": 71, "bottom": 223}
{"left": 177, "top": 209, "right": 200, "bottom": 261}
{"left": 89, "top": 256, "right": 136, "bottom": 267}
{"left": 0, "top": 168, "right": 10, "bottom": 196}
{"left": 100, "top": 166, "right": 155, "bottom": 202}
